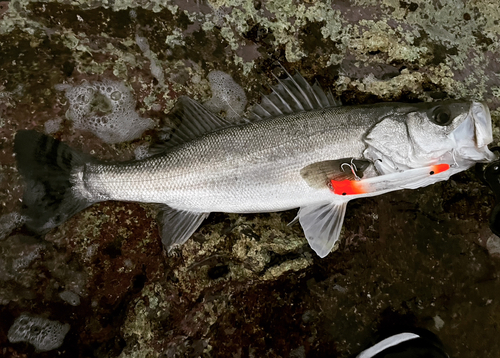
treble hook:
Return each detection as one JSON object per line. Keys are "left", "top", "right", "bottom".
{"left": 341, "top": 158, "right": 361, "bottom": 181}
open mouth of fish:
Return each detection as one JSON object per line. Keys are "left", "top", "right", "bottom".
{"left": 362, "top": 100, "right": 498, "bottom": 194}
{"left": 451, "top": 101, "right": 497, "bottom": 163}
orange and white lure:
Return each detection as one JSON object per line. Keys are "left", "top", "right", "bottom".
{"left": 330, "top": 164, "right": 451, "bottom": 196}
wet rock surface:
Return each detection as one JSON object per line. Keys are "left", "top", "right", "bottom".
{"left": 1, "top": 0, "right": 500, "bottom": 357}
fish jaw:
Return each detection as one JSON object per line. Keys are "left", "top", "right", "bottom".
{"left": 473, "top": 101, "right": 493, "bottom": 148}
{"left": 450, "top": 101, "right": 497, "bottom": 164}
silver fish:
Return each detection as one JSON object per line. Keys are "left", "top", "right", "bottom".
{"left": 14, "top": 72, "right": 496, "bottom": 258}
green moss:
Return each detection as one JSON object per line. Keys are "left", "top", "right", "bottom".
{"left": 119, "top": 283, "right": 164, "bottom": 358}
{"left": 348, "top": 69, "right": 425, "bottom": 99}
{"left": 350, "top": 20, "right": 429, "bottom": 64}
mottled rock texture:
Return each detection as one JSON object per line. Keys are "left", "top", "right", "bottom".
{"left": 1, "top": 0, "right": 500, "bottom": 357}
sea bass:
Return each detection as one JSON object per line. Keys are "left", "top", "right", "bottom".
{"left": 14, "top": 72, "right": 496, "bottom": 258}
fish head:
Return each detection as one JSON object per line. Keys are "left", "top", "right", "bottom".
{"left": 365, "top": 100, "right": 497, "bottom": 173}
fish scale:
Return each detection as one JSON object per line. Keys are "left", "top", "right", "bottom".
{"left": 14, "top": 71, "right": 496, "bottom": 257}
{"left": 83, "top": 105, "right": 385, "bottom": 213}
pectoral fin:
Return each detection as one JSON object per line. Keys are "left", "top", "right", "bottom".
{"left": 157, "top": 205, "right": 209, "bottom": 251}
{"left": 300, "top": 158, "right": 371, "bottom": 189}
{"left": 295, "top": 202, "right": 348, "bottom": 258}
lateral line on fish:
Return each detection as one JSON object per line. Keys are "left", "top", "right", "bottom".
{"left": 330, "top": 164, "right": 451, "bottom": 196}
{"left": 12, "top": 68, "right": 496, "bottom": 260}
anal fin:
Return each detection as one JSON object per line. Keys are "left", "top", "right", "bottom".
{"left": 157, "top": 205, "right": 209, "bottom": 251}
{"left": 295, "top": 202, "right": 348, "bottom": 258}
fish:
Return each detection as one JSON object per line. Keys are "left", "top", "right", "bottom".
{"left": 13, "top": 71, "right": 497, "bottom": 258}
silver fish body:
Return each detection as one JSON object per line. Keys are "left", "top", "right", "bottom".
{"left": 14, "top": 72, "right": 496, "bottom": 258}
{"left": 83, "top": 100, "right": 494, "bottom": 209}
{"left": 83, "top": 105, "right": 386, "bottom": 212}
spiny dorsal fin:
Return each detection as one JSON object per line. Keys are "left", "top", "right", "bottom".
{"left": 300, "top": 158, "right": 371, "bottom": 189}
{"left": 156, "top": 69, "right": 340, "bottom": 151}
{"left": 248, "top": 69, "right": 341, "bottom": 121}
{"left": 153, "top": 96, "right": 233, "bottom": 152}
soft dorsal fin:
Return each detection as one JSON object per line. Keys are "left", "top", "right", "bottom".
{"left": 162, "top": 96, "right": 233, "bottom": 149}
{"left": 248, "top": 68, "right": 341, "bottom": 121}
{"left": 300, "top": 158, "right": 371, "bottom": 189}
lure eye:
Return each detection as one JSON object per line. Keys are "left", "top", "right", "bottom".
{"left": 431, "top": 106, "right": 452, "bottom": 126}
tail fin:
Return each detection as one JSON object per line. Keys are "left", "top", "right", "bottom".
{"left": 14, "top": 130, "right": 95, "bottom": 233}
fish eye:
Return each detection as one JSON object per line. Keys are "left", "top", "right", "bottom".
{"left": 431, "top": 106, "right": 452, "bottom": 126}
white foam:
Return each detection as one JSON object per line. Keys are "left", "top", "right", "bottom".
{"left": 59, "top": 290, "right": 81, "bottom": 306}
{"left": 58, "top": 80, "right": 155, "bottom": 144}
{"left": 11, "top": 241, "right": 43, "bottom": 272}
{"left": 0, "top": 212, "right": 25, "bottom": 241}
{"left": 204, "top": 70, "right": 247, "bottom": 121}
{"left": 8, "top": 314, "right": 70, "bottom": 352}
{"left": 134, "top": 143, "right": 152, "bottom": 160}
{"left": 487, "top": 234, "right": 500, "bottom": 257}
{"left": 135, "top": 33, "right": 165, "bottom": 86}
{"left": 44, "top": 118, "right": 63, "bottom": 134}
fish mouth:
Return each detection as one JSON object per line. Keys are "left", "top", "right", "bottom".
{"left": 450, "top": 101, "right": 497, "bottom": 163}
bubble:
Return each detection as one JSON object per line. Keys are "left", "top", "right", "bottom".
{"left": 58, "top": 79, "right": 154, "bottom": 144}
{"left": 204, "top": 70, "right": 247, "bottom": 121}
{"left": 59, "top": 290, "right": 81, "bottom": 306}
{"left": 110, "top": 91, "right": 121, "bottom": 100}
{"left": 8, "top": 314, "right": 70, "bottom": 352}
{"left": 0, "top": 212, "right": 25, "bottom": 240}
{"left": 134, "top": 143, "right": 152, "bottom": 160}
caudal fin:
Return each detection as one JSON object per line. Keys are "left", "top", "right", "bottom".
{"left": 14, "top": 130, "right": 95, "bottom": 233}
